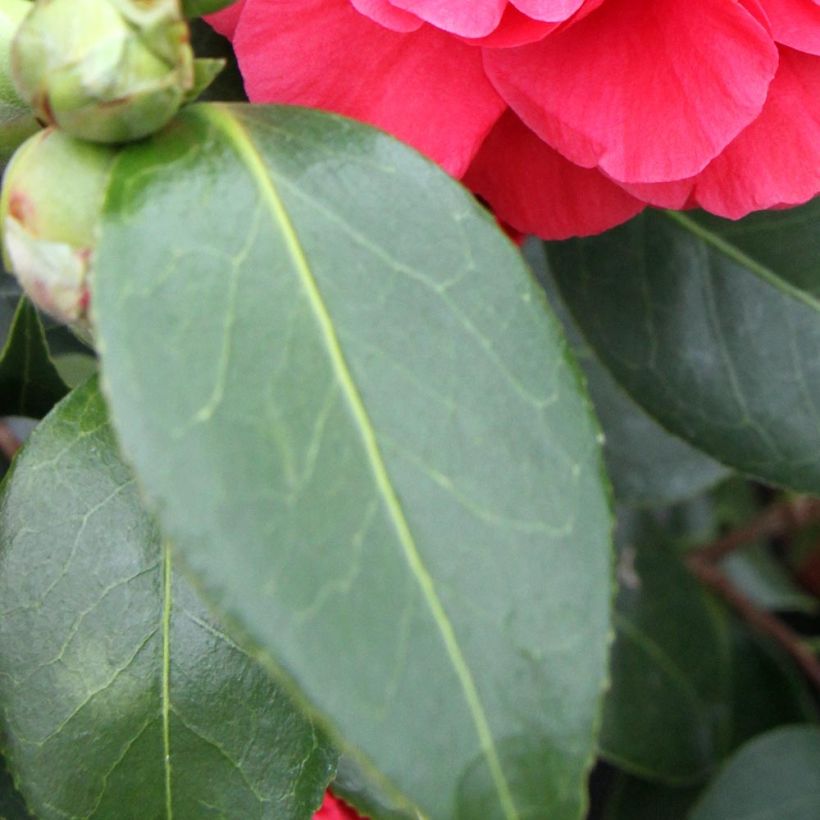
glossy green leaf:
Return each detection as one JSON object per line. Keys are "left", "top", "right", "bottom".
{"left": 0, "top": 378, "right": 336, "bottom": 818}
{"left": 690, "top": 726, "right": 820, "bottom": 820}
{"left": 602, "top": 510, "right": 730, "bottom": 782}
{"left": 0, "top": 298, "right": 67, "bottom": 417}
{"left": 526, "top": 240, "right": 729, "bottom": 507}
{"left": 549, "top": 200, "right": 820, "bottom": 493}
{"left": 93, "top": 103, "right": 613, "bottom": 819}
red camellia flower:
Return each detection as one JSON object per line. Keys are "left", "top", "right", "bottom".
{"left": 209, "top": 0, "right": 820, "bottom": 236}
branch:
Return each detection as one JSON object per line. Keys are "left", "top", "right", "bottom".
{"left": 687, "top": 554, "right": 820, "bottom": 690}
{"left": 694, "top": 496, "right": 820, "bottom": 564}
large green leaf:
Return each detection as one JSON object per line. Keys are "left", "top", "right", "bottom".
{"left": 525, "top": 241, "right": 729, "bottom": 507}
{"left": 690, "top": 726, "right": 820, "bottom": 820}
{"left": 93, "top": 103, "right": 613, "bottom": 819}
{"left": 0, "top": 298, "right": 68, "bottom": 417}
{"left": 0, "top": 379, "right": 336, "bottom": 818}
{"left": 548, "top": 200, "right": 820, "bottom": 493}
{"left": 602, "top": 510, "right": 731, "bottom": 782}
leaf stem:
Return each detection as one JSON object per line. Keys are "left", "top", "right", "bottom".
{"left": 687, "top": 496, "right": 820, "bottom": 691}
{"left": 687, "top": 554, "right": 820, "bottom": 689}
{"left": 693, "top": 497, "right": 820, "bottom": 564}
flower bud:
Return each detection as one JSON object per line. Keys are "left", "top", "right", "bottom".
{"left": 0, "top": 0, "right": 39, "bottom": 164}
{"left": 1, "top": 128, "right": 118, "bottom": 331}
{"left": 11, "top": 0, "right": 195, "bottom": 144}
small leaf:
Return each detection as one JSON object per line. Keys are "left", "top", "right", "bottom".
{"left": 723, "top": 546, "right": 818, "bottom": 615}
{"left": 690, "top": 726, "right": 820, "bottom": 820}
{"left": 602, "top": 509, "right": 730, "bottom": 782}
{"left": 549, "top": 201, "right": 820, "bottom": 493}
{"left": 189, "top": 18, "right": 247, "bottom": 103}
{"left": 527, "top": 240, "right": 729, "bottom": 507}
{"left": 94, "top": 103, "right": 613, "bottom": 819}
{"left": 0, "top": 298, "right": 68, "bottom": 417}
{"left": 185, "top": 58, "right": 227, "bottom": 103}
{"left": 0, "top": 379, "right": 336, "bottom": 818}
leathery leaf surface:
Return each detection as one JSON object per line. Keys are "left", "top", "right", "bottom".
{"left": 550, "top": 201, "right": 820, "bottom": 493}
{"left": 93, "top": 103, "right": 613, "bottom": 819}
{"left": 0, "top": 379, "right": 335, "bottom": 818}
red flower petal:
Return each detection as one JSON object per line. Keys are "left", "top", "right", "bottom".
{"left": 388, "top": 0, "right": 507, "bottom": 37}
{"left": 232, "top": 0, "right": 506, "bottom": 175}
{"left": 464, "top": 111, "right": 644, "bottom": 239}
{"left": 758, "top": 0, "right": 820, "bottom": 54}
{"left": 313, "top": 791, "right": 365, "bottom": 819}
{"left": 510, "top": 0, "right": 584, "bottom": 21}
{"left": 484, "top": 0, "right": 779, "bottom": 184}
{"left": 205, "top": 0, "right": 246, "bottom": 37}
{"left": 350, "top": 0, "right": 423, "bottom": 32}
{"left": 619, "top": 48, "right": 820, "bottom": 217}
{"left": 461, "top": 5, "right": 561, "bottom": 47}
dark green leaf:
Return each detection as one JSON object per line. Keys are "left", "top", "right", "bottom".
{"left": 94, "top": 103, "right": 613, "bottom": 820}
{"left": 0, "top": 379, "right": 335, "bottom": 819}
{"left": 189, "top": 19, "right": 247, "bottom": 103}
{"left": 602, "top": 510, "right": 731, "bottom": 782}
{"left": 0, "top": 298, "right": 67, "bottom": 417}
{"left": 728, "top": 626, "right": 818, "bottom": 750}
{"left": 331, "top": 756, "right": 416, "bottom": 820}
{"left": 690, "top": 726, "right": 820, "bottom": 820}
{"left": 549, "top": 201, "right": 820, "bottom": 493}
{"left": 183, "top": 0, "right": 236, "bottom": 16}
{"left": 602, "top": 773, "right": 699, "bottom": 820}
{"left": 526, "top": 240, "right": 729, "bottom": 507}
{"left": 0, "top": 753, "right": 32, "bottom": 820}
{"left": 0, "top": 272, "right": 19, "bottom": 348}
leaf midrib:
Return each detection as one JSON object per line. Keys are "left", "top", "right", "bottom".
{"left": 162, "top": 540, "right": 173, "bottom": 819}
{"left": 663, "top": 211, "right": 820, "bottom": 314}
{"left": 198, "top": 103, "right": 519, "bottom": 820}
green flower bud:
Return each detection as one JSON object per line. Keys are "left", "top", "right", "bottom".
{"left": 0, "top": 0, "right": 39, "bottom": 164}
{"left": 11, "top": 0, "right": 195, "bottom": 143}
{"left": 1, "top": 128, "right": 117, "bottom": 331}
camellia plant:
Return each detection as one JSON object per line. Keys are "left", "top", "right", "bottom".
{"left": 0, "top": 0, "right": 819, "bottom": 818}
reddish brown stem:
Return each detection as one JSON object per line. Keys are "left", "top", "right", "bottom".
{"left": 695, "top": 496, "right": 820, "bottom": 564}
{"left": 688, "top": 554, "right": 820, "bottom": 690}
